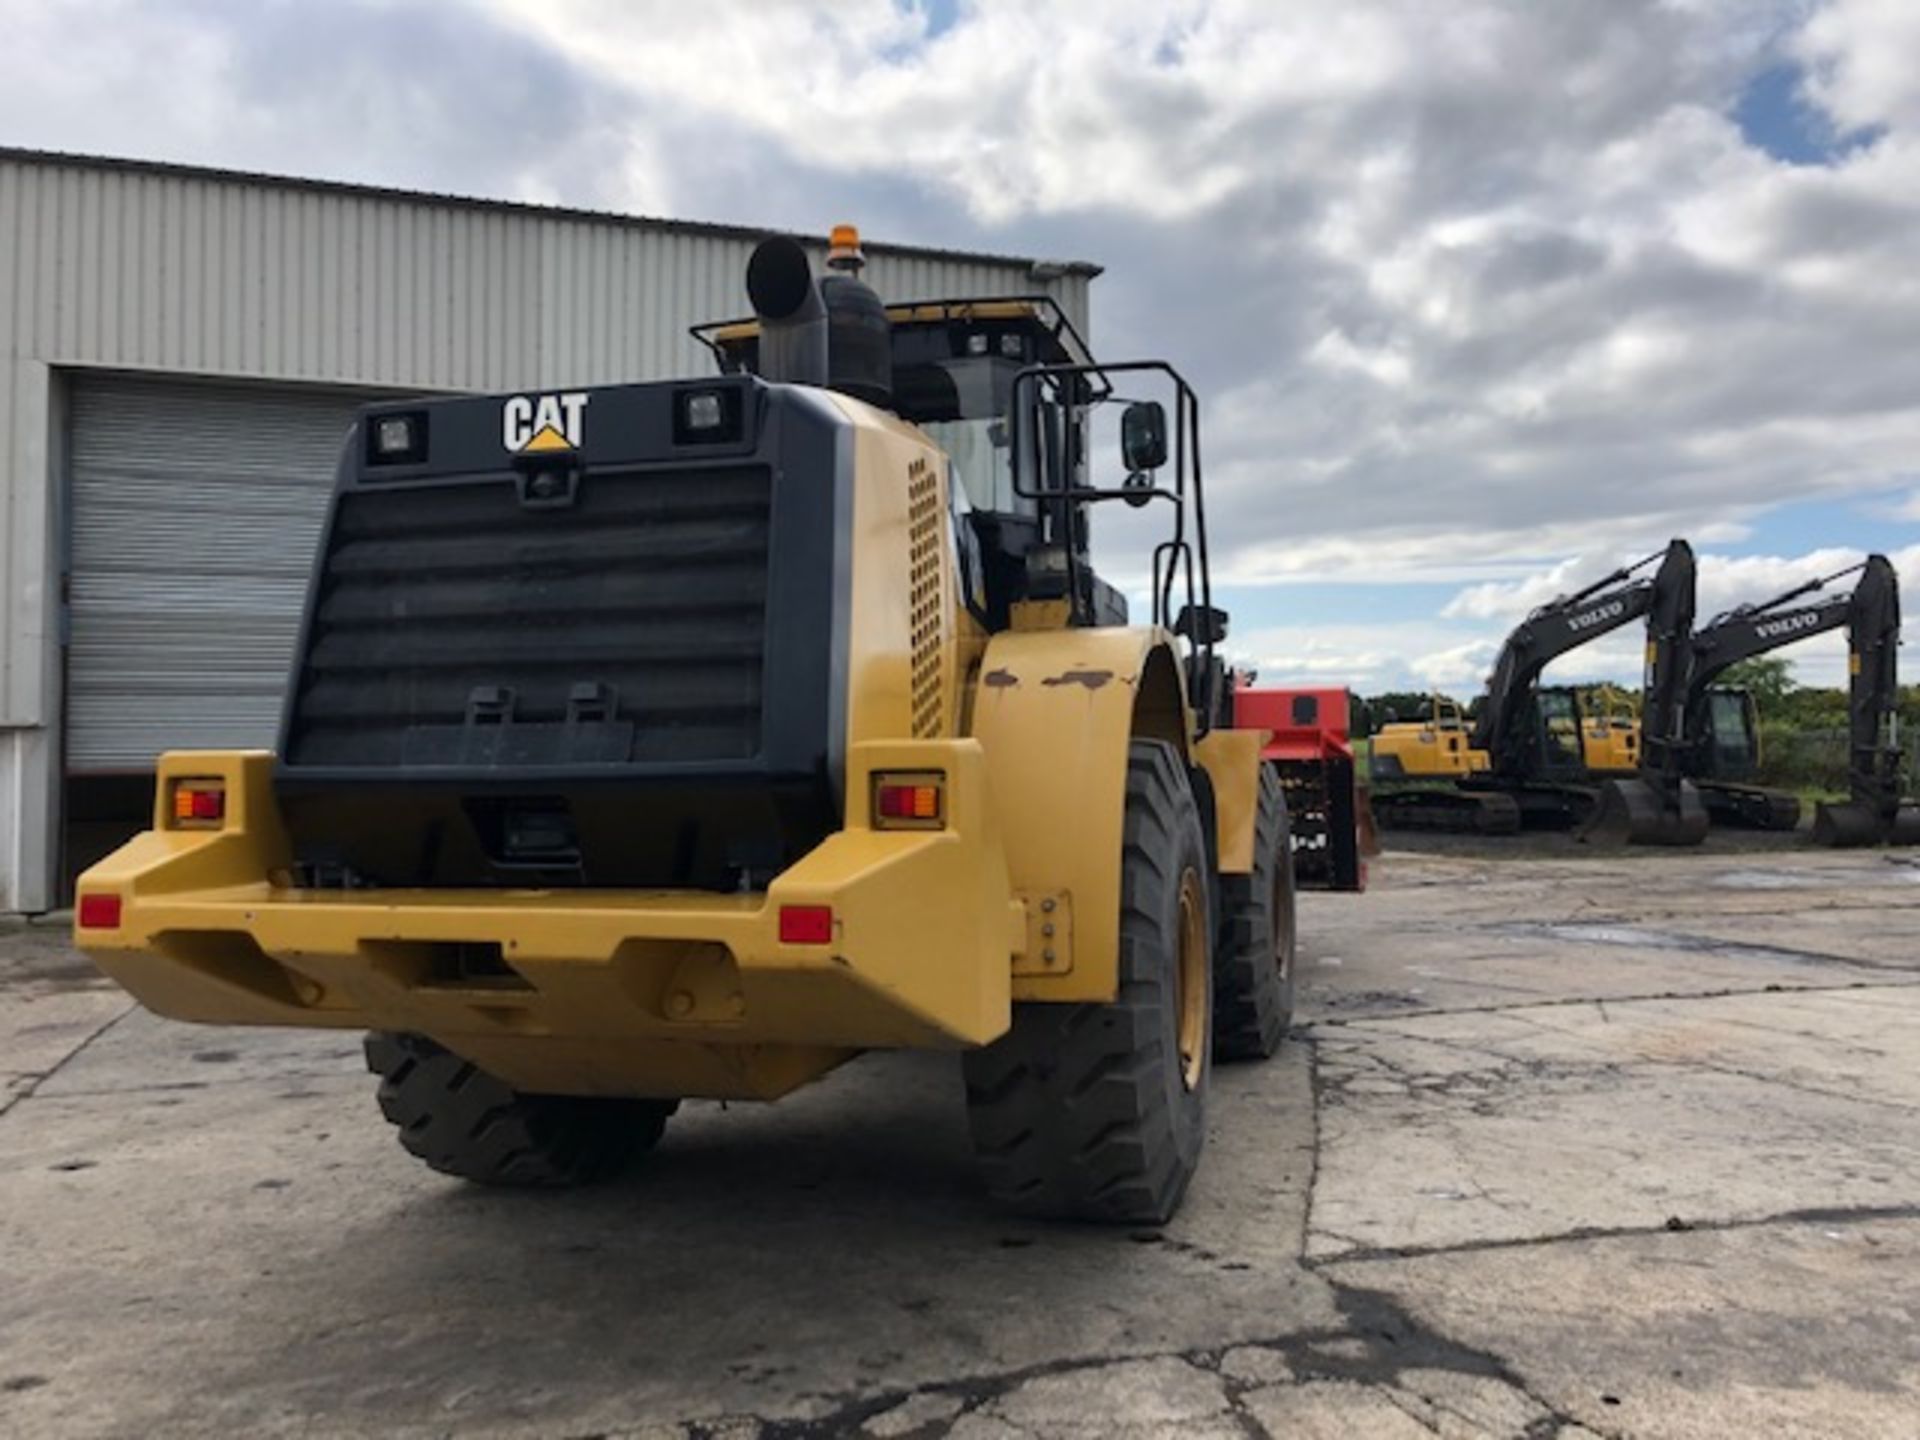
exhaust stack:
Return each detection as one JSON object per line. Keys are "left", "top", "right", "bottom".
{"left": 746, "top": 236, "right": 829, "bottom": 390}
{"left": 744, "top": 228, "right": 893, "bottom": 409}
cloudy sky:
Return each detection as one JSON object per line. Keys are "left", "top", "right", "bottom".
{"left": 4, "top": 0, "right": 1916, "bottom": 692}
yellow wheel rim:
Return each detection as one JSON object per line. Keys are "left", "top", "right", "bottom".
{"left": 1175, "top": 869, "right": 1208, "bottom": 1091}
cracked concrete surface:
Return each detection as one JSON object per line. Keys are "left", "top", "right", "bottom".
{"left": 2, "top": 846, "right": 1917, "bottom": 1437}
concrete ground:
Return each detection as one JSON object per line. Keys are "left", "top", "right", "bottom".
{"left": 3, "top": 845, "right": 1918, "bottom": 1438}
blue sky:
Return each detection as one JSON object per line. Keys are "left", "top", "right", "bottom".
{"left": 4, "top": 0, "right": 1918, "bottom": 693}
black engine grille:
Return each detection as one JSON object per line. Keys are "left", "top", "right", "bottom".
{"left": 283, "top": 464, "right": 772, "bottom": 770}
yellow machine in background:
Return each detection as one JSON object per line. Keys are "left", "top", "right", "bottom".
{"left": 73, "top": 229, "right": 1298, "bottom": 1225}
{"left": 1580, "top": 686, "right": 1641, "bottom": 774}
{"left": 1368, "top": 696, "right": 1490, "bottom": 780}
{"left": 1372, "top": 687, "right": 1639, "bottom": 782}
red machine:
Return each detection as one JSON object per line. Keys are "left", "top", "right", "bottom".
{"left": 1232, "top": 685, "right": 1372, "bottom": 892}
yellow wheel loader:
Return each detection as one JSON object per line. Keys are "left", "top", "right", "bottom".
{"left": 71, "top": 229, "right": 1296, "bottom": 1223}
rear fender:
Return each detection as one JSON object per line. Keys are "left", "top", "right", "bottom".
{"left": 79, "top": 751, "right": 289, "bottom": 901}
{"left": 972, "top": 628, "right": 1199, "bottom": 1003}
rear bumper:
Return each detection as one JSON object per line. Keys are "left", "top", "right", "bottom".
{"left": 75, "top": 744, "right": 1020, "bottom": 1099}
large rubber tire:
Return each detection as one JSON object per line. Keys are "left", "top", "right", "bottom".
{"left": 1213, "top": 763, "right": 1297, "bottom": 1060}
{"left": 364, "top": 1032, "right": 672, "bottom": 1187}
{"left": 963, "top": 739, "right": 1212, "bottom": 1223}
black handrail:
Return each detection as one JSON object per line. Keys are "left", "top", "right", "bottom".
{"left": 1008, "top": 360, "right": 1216, "bottom": 732}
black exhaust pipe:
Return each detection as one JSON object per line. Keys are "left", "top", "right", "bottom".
{"left": 746, "top": 236, "right": 828, "bottom": 389}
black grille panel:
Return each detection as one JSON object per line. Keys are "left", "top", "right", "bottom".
{"left": 283, "top": 465, "right": 772, "bottom": 769}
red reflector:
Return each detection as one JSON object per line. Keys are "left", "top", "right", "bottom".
{"left": 877, "top": 784, "right": 915, "bottom": 819}
{"left": 77, "top": 893, "right": 122, "bottom": 930}
{"left": 189, "top": 788, "right": 224, "bottom": 821}
{"left": 778, "top": 904, "right": 834, "bottom": 944}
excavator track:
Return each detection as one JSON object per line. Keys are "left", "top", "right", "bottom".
{"left": 1370, "top": 786, "right": 1522, "bottom": 836}
{"left": 1697, "top": 782, "right": 1801, "bottom": 832}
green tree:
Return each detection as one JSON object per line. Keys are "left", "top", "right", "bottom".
{"left": 1365, "top": 691, "right": 1469, "bottom": 730}
{"left": 1718, "top": 655, "right": 1794, "bottom": 709}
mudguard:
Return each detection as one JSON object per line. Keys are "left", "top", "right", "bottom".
{"left": 971, "top": 626, "right": 1213, "bottom": 1004}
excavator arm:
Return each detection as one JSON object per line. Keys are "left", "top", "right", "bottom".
{"left": 1637, "top": 539, "right": 1699, "bottom": 788}
{"left": 1580, "top": 541, "right": 1710, "bottom": 845}
{"left": 1813, "top": 555, "right": 1920, "bottom": 846}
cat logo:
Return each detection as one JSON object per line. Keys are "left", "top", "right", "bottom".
{"left": 502, "top": 392, "right": 589, "bottom": 453}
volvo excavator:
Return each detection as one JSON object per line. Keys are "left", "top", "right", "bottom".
{"left": 1598, "top": 552, "right": 1917, "bottom": 846}
{"left": 1373, "top": 540, "right": 1704, "bottom": 838}
{"left": 1677, "top": 556, "right": 1887, "bottom": 832}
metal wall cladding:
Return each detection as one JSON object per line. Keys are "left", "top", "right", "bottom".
{"left": 65, "top": 374, "right": 384, "bottom": 770}
{"left": 0, "top": 152, "right": 1094, "bottom": 729}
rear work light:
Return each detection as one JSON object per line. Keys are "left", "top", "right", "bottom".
{"left": 673, "top": 386, "right": 744, "bottom": 444}
{"left": 171, "top": 779, "right": 227, "bottom": 828}
{"left": 779, "top": 905, "right": 835, "bottom": 945}
{"left": 873, "top": 774, "right": 945, "bottom": 829}
{"left": 364, "top": 410, "right": 429, "bottom": 467}
{"left": 77, "top": 893, "right": 122, "bottom": 930}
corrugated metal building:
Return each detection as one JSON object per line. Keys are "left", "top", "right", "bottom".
{"left": 0, "top": 148, "right": 1098, "bottom": 912}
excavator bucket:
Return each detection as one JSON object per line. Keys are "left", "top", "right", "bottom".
{"left": 1897, "top": 806, "right": 1920, "bottom": 847}
{"left": 1811, "top": 800, "right": 1886, "bottom": 848}
{"left": 1811, "top": 800, "right": 1920, "bottom": 847}
{"left": 1582, "top": 777, "right": 1710, "bottom": 847}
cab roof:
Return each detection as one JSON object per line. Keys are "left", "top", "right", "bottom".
{"left": 691, "top": 295, "right": 1096, "bottom": 375}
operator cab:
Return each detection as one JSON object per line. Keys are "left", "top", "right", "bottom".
{"left": 1700, "top": 686, "right": 1761, "bottom": 781}
{"left": 699, "top": 293, "right": 1132, "bottom": 632}
{"left": 697, "top": 228, "right": 1224, "bottom": 724}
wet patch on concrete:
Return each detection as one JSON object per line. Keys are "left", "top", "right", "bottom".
{"left": 1496, "top": 919, "right": 1885, "bottom": 971}
{"left": 733, "top": 1275, "right": 1582, "bottom": 1440}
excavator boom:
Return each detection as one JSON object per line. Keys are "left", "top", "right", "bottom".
{"left": 1470, "top": 550, "right": 1668, "bottom": 774}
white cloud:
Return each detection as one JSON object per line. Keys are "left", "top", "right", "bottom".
{"left": 1797, "top": 0, "right": 1920, "bottom": 134}
{"left": 0, "top": 1, "right": 1915, "bottom": 702}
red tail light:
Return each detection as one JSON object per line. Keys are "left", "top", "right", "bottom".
{"left": 77, "top": 893, "right": 123, "bottom": 930}
{"left": 171, "top": 780, "right": 226, "bottom": 826}
{"left": 778, "top": 905, "right": 834, "bottom": 944}
{"left": 872, "top": 774, "right": 944, "bottom": 828}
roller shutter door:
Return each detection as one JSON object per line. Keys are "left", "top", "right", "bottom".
{"left": 65, "top": 375, "right": 384, "bottom": 772}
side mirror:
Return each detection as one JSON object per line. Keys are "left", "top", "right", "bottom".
{"left": 1173, "top": 603, "right": 1229, "bottom": 646}
{"left": 1121, "top": 401, "right": 1168, "bottom": 473}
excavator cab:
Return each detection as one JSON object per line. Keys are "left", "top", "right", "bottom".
{"left": 1699, "top": 687, "right": 1762, "bottom": 783}
{"left": 1530, "top": 687, "right": 1588, "bottom": 780}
